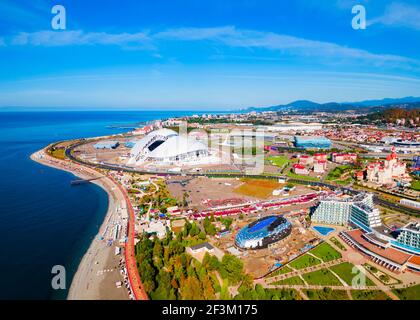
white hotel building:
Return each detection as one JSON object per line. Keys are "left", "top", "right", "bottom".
{"left": 311, "top": 193, "right": 374, "bottom": 227}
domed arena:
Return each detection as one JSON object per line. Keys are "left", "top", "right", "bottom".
{"left": 235, "top": 215, "right": 292, "bottom": 249}
{"left": 128, "top": 128, "right": 209, "bottom": 165}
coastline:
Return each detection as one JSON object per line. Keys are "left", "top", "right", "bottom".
{"left": 30, "top": 149, "right": 129, "bottom": 300}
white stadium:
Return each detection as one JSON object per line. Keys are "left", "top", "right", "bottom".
{"left": 127, "top": 128, "right": 211, "bottom": 165}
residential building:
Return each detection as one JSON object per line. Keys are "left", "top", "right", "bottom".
{"left": 299, "top": 155, "right": 313, "bottom": 165}
{"left": 331, "top": 153, "right": 357, "bottom": 164}
{"left": 314, "top": 160, "right": 327, "bottom": 173}
{"left": 293, "top": 163, "right": 309, "bottom": 175}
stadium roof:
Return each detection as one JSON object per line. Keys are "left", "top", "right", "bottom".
{"left": 149, "top": 135, "right": 207, "bottom": 158}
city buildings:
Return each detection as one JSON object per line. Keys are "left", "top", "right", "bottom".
{"left": 265, "top": 122, "right": 323, "bottom": 133}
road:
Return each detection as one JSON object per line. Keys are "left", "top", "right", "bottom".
{"left": 109, "top": 176, "right": 149, "bottom": 300}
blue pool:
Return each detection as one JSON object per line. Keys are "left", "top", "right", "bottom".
{"left": 313, "top": 226, "right": 335, "bottom": 236}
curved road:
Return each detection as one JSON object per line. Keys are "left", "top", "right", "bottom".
{"left": 110, "top": 175, "right": 149, "bottom": 300}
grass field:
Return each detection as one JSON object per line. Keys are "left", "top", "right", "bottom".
{"left": 351, "top": 290, "right": 390, "bottom": 300}
{"left": 326, "top": 165, "right": 353, "bottom": 181}
{"left": 304, "top": 289, "right": 348, "bottom": 300}
{"left": 234, "top": 178, "right": 281, "bottom": 199}
{"left": 268, "top": 266, "right": 293, "bottom": 278}
{"left": 286, "top": 170, "right": 320, "bottom": 182}
{"left": 289, "top": 254, "right": 322, "bottom": 270}
{"left": 392, "top": 284, "right": 420, "bottom": 300}
{"left": 330, "top": 237, "right": 347, "bottom": 251}
{"left": 271, "top": 276, "right": 305, "bottom": 286}
{"left": 411, "top": 180, "right": 420, "bottom": 191}
{"left": 330, "top": 262, "right": 375, "bottom": 286}
{"left": 310, "top": 242, "right": 342, "bottom": 262}
{"left": 49, "top": 148, "right": 66, "bottom": 160}
{"left": 267, "top": 156, "right": 290, "bottom": 168}
{"left": 302, "top": 268, "right": 342, "bottom": 286}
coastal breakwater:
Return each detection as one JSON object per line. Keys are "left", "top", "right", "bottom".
{"left": 31, "top": 148, "right": 146, "bottom": 300}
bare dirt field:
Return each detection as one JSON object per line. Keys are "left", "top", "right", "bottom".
{"left": 234, "top": 178, "right": 282, "bottom": 199}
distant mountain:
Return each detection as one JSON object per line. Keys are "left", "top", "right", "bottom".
{"left": 344, "top": 96, "right": 420, "bottom": 107}
{"left": 244, "top": 96, "right": 420, "bottom": 113}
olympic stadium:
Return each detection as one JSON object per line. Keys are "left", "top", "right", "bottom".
{"left": 235, "top": 215, "right": 292, "bottom": 249}
{"left": 127, "top": 128, "right": 209, "bottom": 165}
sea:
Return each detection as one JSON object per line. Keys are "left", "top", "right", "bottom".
{"left": 0, "top": 110, "right": 213, "bottom": 299}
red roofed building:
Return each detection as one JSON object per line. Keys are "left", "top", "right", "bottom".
{"left": 299, "top": 155, "right": 314, "bottom": 165}
{"left": 314, "top": 153, "right": 327, "bottom": 162}
{"left": 332, "top": 153, "right": 357, "bottom": 164}
{"left": 314, "top": 160, "right": 327, "bottom": 173}
{"left": 293, "top": 163, "right": 309, "bottom": 175}
{"left": 356, "top": 171, "right": 364, "bottom": 181}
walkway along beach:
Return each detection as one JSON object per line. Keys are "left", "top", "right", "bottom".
{"left": 31, "top": 147, "right": 147, "bottom": 300}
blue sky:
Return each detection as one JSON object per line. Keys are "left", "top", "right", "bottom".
{"left": 0, "top": 0, "right": 419, "bottom": 110}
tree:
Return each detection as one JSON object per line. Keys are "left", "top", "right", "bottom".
{"left": 198, "top": 230, "right": 206, "bottom": 240}
{"left": 203, "top": 217, "right": 217, "bottom": 236}
{"left": 189, "top": 222, "right": 200, "bottom": 237}
{"left": 182, "top": 191, "right": 190, "bottom": 207}
{"left": 220, "top": 254, "right": 244, "bottom": 285}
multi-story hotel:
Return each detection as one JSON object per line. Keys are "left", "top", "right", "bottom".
{"left": 311, "top": 193, "right": 374, "bottom": 226}
{"left": 349, "top": 202, "right": 382, "bottom": 232}
{"left": 393, "top": 222, "right": 420, "bottom": 254}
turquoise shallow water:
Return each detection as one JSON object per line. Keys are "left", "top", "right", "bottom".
{"left": 0, "top": 110, "right": 206, "bottom": 299}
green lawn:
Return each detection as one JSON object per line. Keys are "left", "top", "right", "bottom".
{"left": 302, "top": 268, "right": 342, "bottom": 286}
{"left": 326, "top": 165, "right": 353, "bottom": 181}
{"left": 289, "top": 254, "right": 322, "bottom": 270}
{"left": 304, "top": 289, "right": 348, "bottom": 300}
{"left": 310, "top": 242, "right": 342, "bottom": 262}
{"left": 286, "top": 170, "right": 320, "bottom": 182}
{"left": 271, "top": 276, "right": 305, "bottom": 286}
{"left": 267, "top": 156, "right": 290, "bottom": 168}
{"left": 334, "top": 178, "right": 354, "bottom": 186}
{"left": 392, "top": 285, "right": 420, "bottom": 300}
{"left": 330, "top": 262, "right": 375, "bottom": 286}
{"left": 411, "top": 180, "right": 420, "bottom": 191}
{"left": 351, "top": 290, "right": 390, "bottom": 300}
{"left": 330, "top": 237, "right": 347, "bottom": 251}
{"left": 267, "top": 266, "right": 292, "bottom": 278}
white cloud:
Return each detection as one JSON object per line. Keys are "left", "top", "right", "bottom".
{"left": 3, "top": 26, "right": 419, "bottom": 69}
{"left": 156, "top": 26, "right": 418, "bottom": 67}
{"left": 370, "top": 2, "right": 420, "bottom": 30}
{"left": 10, "top": 30, "right": 152, "bottom": 47}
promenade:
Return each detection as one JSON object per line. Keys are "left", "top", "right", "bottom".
{"left": 111, "top": 176, "right": 149, "bottom": 300}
